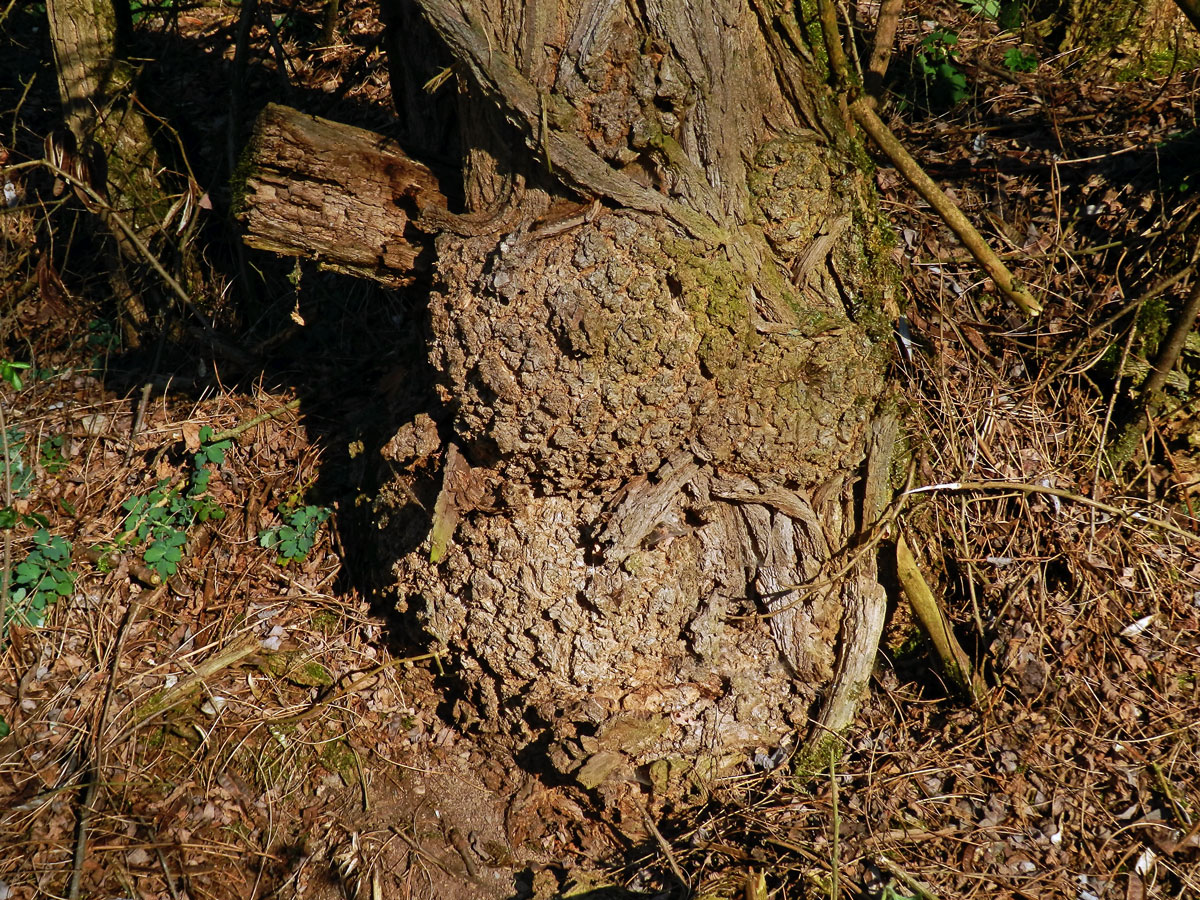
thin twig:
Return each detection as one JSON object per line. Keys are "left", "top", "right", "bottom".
{"left": 640, "top": 804, "right": 690, "bottom": 894}
{"left": 0, "top": 401, "right": 12, "bottom": 632}
{"left": 851, "top": 98, "right": 1042, "bottom": 316}
{"left": 864, "top": 0, "right": 905, "bottom": 101}
{"left": 816, "top": 0, "right": 851, "bottom": 86}
{"left": 124, "top": 382, "right": 154, "bottom": 466}
{"left": 70, "top": 585, "right": 165, "bottom": 900}
{"left": 260, "top": 650, "right": 446, "bottom": 727}
{"left": 895, "top": 530, "right": 985, "bottom": 705}
{"left": 39, "top": 160, "right": 208, "bottom": 325}
{"left": 1110, "top": 275, "right": 1200, "bottom": 456}
{"left": 875, "top": 856, "right": 941, "bottom": 900}
{"left": 905, "top": 480, "right": 1198, "bottom": 543}
{"left": 829, "top": 748, "right": 840, "bottom": 900}
{"left": 209, "top": 398, "right": 301, "bottom": 442}
{"left": 1040, "top": 258, "right": 1196, "bottom": 385}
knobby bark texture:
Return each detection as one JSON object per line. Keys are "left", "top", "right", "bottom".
{"left": 376, "top": 0, "right": 898, "bottom": 786}
{"left": 1056, "top": 0, "right": 1196, "bottom": 66}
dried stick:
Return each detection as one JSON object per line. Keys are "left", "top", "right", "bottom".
{"left": 864, "top": 0, "right": 905, "bottom": 101}
{"left": 640, "top": 804, "right": 690, "bottom": 893}
{"left": 895, "top": 531, "right": 984, "bottom": 705}
{"left": 1040, "top": 258, "right": 1196, "bottom": 385}
{"left": 816, "top": 0, "right": 851, "bottom": 85}
{"left": 0, "top": 403, "right": 12, "bottom": 631}
{"left": 70, "top": 585, "right": 166, "bottom": 900}
{"left": 209, "top": 398, "right": 301, "bottom": 442}
{"left": 850, "top": 98, "right": 1043, "bottom": 316}
{"left": 1137, "top": 278, "right": 1200, "bottom": 405}
{"left": 812, "top": 3, "right": 1041, "bottom": 316}
{"left": 1108, "top": 276, "right": 1200, "bottom": 462}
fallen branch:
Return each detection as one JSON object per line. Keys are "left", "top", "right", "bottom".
{"left": 70, "top": 584, "right": 167, "bottom": 900}
{"left": 864, "top": 0, "right": 905, "bottom": 101}
{"left": 1107, "top": 275, "right": 1200, "bottom": 464}
{"left": 119, "top": 634, "right": 260, "bottom": 739}
{"left": 811, "top": 1, "right": 1041, "bottom": 316}
{"left": 849, "top": 98, "right": 1042, "bottom": 316}
{"left": 895, "top": 531, "right": 984, "bottom": 705}
{"left": 209, "top": 398, "right": 301, "bottom": 443}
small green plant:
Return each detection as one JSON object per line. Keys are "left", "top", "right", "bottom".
{"left": 916, "top": 30, "right": 968, "bottom": 106}
{"left": 143, "top": 529, "right": 187, "bottom": 577}
{"left": 259, "top": 505, "right": 331, "bottom": 565}
{"left": 86, "top": 319, "right": 121, "bottom": 361}
{"left": 0, "top": 508, "right": 48, "bottom": 530}
{"left": 1003, "top": 47, "right": 1037, "bottom": 73}
{"left": 119, "top": 427, "right": 230, "bottom": 579}
{"left": 0, "top": 716, "right": 9, "bottom": 738}
{"left": 188, "top": 426, "right": 232, "bottom": 497}
{"left": 6, "top": 529, "right": 75, "bottom": 631}
{"left": 1, "top": 429, "right": 36, "bottom": 498}
{"left": 0, "top": 360, "right": 31, "bottom": 391}
{"left": 120, "top": 483, "right": 192, "bottom": 579}
{"left": 40, "top": 435, "right": 68, "bottom": 474}
{"left": 959, "top": 0, "right": 999, "bottom": 16}
{"left": 127, "top": 0, "right": 173, "bottom": 24}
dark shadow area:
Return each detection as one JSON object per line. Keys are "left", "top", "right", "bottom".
{"left": 1, "top": 0, "right": 456, "bottom": 628}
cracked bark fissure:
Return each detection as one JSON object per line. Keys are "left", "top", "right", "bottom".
{"left": 376, "top": 0, "right": 897, "bottom": 780}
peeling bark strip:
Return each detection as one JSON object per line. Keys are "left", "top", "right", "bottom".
{"left": 239, "top": 104, "right": 446, "bottom": 285}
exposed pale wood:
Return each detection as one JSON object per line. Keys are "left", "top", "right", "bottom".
{"left": 810, "top": 410, "right": 898, "bottom": 749}
{"left": 239, "top": 104, "right": 447, "bottom": 285}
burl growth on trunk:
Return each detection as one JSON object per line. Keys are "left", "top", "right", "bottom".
{"left": 241, "top": 0, "right": 900, "bottom": 790}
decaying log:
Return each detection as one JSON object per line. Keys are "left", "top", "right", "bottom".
{"left": 238, "top": 103, "right": 446, "bottom": 286}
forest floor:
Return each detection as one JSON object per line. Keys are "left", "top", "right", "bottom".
{"left": 1, "top": 1, "right": 1200, "bottom": 898}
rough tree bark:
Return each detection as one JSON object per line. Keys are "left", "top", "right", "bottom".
{"left": 363, "top": 0, "right": 899, "bottom": 791}
{"left": 239, "top": 104, "right": 446, "bottom": 286}
{"left": 1043, "top": 0, "right": 1196, "bottom": 66}
{"left": 45, "top": 0, "right": 192, "bottom": 339}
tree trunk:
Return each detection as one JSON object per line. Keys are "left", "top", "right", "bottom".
{"left": 363, "top": 0, "right": 898, "bottom": 790}
{"left": 1052, "top": 0, "right": 1196, "bottom": 68}
{"left": 46, "top": 0, "right": 193, "bottom": 339}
